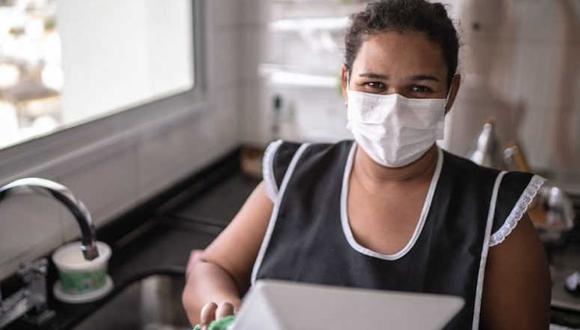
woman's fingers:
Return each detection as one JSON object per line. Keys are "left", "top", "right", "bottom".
{"left": 200, "top": 302, "right": 218, "bottom": 329}
{"left": 216, "top": 302, "right": 235, "bottom": 320}
{"left": 200, "top": 302, "right": 236, "bottom": 329}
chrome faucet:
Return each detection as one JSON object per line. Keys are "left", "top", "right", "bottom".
{"left": 0, "top": 178, "right": 99, "bottom": 259}
{"left": 0, "top": 177, "right": 100, "bottom": 328}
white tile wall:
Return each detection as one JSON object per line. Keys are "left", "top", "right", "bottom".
{"left": 212, "top": 88, "right": 240, "bottom": 146}
{"left": 0, "top": 0, "right": 268, "bottom": 281}
{"left": 445, "top": 0, "right": 580, "bottom": 173}
{"left": 238, "top": 28, "right": 264, "bottom": 83}
{"left": 240, "top": 0, "right": 270, "bottom": 27}
{"left": 206, "top": 29, "right": 240, "bottom": 90}
{"left": 237, "top": 0, "right": 270, "bottom": 146}
{"left": 512, "top": 1, "right": 566, "bottom": 43}
{"left": 208, "top": 0, "right": 242, "bottom": 29}
{"left": 137, "top": 121, "right": 194, "bottom": 195}
{"left": 59, "top": 143, "right": 139, "bottom": 230}
{"left": 239, "top": 83, "right": 269, "bottom": 145}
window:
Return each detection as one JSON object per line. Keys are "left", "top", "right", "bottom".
{"left": 0, "top": 0, "right": 194, "bottom": 149}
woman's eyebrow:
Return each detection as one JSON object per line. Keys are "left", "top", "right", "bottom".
{"left": 359, "top": 72, "right": 389, "bottom": 79}
{"left": 358, "top": 73, "right": 440, "bottom": 82}
{"left": 409, "top": 74, "right": 440, "bottom": 82}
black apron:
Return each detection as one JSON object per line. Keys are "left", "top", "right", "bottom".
{"left": 253, "top": 139, "right": 539, "bottom": 329}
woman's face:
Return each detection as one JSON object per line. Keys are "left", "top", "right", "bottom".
{"left": 342, "top": 31, "right": 460, "bottom": 110}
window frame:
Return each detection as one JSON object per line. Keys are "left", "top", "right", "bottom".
{"left": 0, "top": 0, "right": 207, "bottom": 182}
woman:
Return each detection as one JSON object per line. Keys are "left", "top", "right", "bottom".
{"left": 182, "top": 1, "right": 551, "bottom": 329}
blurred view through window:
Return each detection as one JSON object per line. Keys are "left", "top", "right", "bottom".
{"left": 0, "top": 0, "right": 194, "bottom": 149}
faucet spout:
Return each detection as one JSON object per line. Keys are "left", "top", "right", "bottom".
{"left": 0, "top": 178, "right": 99, "bottom": 260}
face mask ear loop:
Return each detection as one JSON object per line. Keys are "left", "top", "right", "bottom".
{"left": 444, "top": 87, "right": 453, "bottom": 111}
{"left": 345, "top": 71, "right": 350, "bottom": 107}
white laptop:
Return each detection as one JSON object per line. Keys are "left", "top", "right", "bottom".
{"left": 232, "top": 280, "right": 464, "bottom": 330}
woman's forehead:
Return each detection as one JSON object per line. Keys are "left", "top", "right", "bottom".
{"left": 352, "top": 31, "right": 448, "bottom": 79}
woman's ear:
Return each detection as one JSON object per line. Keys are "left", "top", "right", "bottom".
{"left": 445, "top": 74, "right": 461, "bottom": 114}
{"left": 341, "top": 64, "right": 349, "bottom": 107}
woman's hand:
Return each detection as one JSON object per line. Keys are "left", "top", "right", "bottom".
{"left": 199, "top": 301, "right": 237, "bottom": 329}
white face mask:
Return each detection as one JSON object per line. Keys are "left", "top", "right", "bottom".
{"left": 346, "top": 89, "right": 447, "bottom": 168}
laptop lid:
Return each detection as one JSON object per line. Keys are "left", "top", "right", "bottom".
{"left": 233, "top": 280, "right": 464, "bottom": 330}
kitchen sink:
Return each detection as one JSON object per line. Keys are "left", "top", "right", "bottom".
{"left": 73, "top": 272, "right": 191, "bottom": 330}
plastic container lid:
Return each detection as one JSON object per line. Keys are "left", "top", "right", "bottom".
{"left": 52, "top": 241, "right": 111, "bottom": 272}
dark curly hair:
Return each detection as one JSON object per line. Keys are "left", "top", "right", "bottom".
{"left": 344, "top": 0, "right": 459, "bottom": 88}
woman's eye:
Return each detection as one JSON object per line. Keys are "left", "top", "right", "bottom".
{"left": 411, "top": 85, "right": 433, "bottom": 93}
{"left": 364, "top": 82, "right": 386, "bottom": 90}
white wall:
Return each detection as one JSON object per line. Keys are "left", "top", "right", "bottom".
{"left": 237, "top": 0, "right": 271, "bottom": 145}
{"left": 0, "top": 0, "right": 269, "bottom": 281}
{"left": 435, "top": 0, "right": 580, "bottom": 173}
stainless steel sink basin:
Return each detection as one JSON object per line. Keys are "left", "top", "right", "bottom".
{"left": 73, "top": 272, "right": 191, "bottom": 330}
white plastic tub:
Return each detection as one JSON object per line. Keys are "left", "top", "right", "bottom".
{"left": 52, "top": 241, "right": 113, "bottom": 303}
